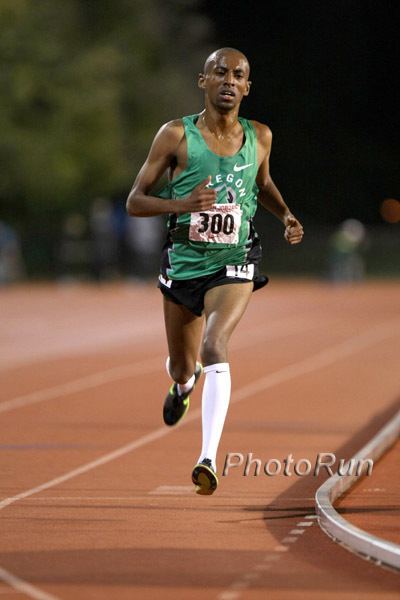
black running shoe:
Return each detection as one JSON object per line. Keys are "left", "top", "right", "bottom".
{"left": 253, "top": 275, "right": 269, "bottom": 291}
{"left": 163, "top": 362, "right": 203, "bottom": 426}
{"left": 192, "top": 458, "right": 218, "bottom": 496}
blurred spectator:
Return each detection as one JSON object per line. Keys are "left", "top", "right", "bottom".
{"left": 57, "top": 212, "right": 91, "bottom": 281}
{"left": 125, "top": 215, "right": 163, "bottom": 280}
{"left": 329, "top": 219, "right": 367, "bottom": 282}
{"left": 0, "top": 221, "right": 25, "bottom": 284}
{"left": 89, "top": 198, "right": 119, "bottom": 281}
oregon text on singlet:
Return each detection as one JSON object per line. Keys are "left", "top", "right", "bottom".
{"left": 158, "top": 114, "right": 261, "bottom": 280}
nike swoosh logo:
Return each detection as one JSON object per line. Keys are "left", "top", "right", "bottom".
{"left": 233, "top": 162, "right": 253, "bottom": 172}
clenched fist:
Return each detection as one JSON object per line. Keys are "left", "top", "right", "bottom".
{"left": 284, "top": 214, "right": 304, "bottom": 245}
{"left": 179, "top": 176, "right": 217, "bottom": 213}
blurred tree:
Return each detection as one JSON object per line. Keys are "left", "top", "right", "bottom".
{"left": 0, "top": 0, "right": 212, "bottom": 219}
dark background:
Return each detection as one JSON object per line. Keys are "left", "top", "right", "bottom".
{"left": 201, "top": 0, "right": 399, "bottom": 225}
{"left": 0, "top": 0, "right": 398, "bottom": 279}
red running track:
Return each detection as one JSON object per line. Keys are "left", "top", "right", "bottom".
{"left": 0, "top": 280, "right": 399, "bottom": 599}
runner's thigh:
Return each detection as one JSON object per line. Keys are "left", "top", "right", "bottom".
{"left": 202, "top": 283, "right": 253, "bottom": 364}
{"left": 163, "top": 296, "right": 204, "bottom": 381}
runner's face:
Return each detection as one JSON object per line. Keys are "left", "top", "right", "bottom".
{"left": 199, "top": 53, "right": 251, "bottom": 111}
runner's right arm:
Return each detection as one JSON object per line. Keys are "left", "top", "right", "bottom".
{"left": 126, "top": 121, "right": 216, "bottom": 217}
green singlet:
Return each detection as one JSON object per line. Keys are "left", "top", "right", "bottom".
{"left": 158, "top": 113, "right": 260, "bottom": 280}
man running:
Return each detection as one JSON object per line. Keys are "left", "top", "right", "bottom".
{"left": 126, "top": 47, "right": 304, "bottom": 495}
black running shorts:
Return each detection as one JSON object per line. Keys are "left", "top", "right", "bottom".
{"left": 158, "top": 264, "right": 268, "bottom": 317}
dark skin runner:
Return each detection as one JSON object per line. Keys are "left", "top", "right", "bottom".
{"left": 127, "top": 48, "right": 304, "bottom": 379}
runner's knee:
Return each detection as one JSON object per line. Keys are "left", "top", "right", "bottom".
{"left": 201, "top": 335, "right": 227, "bottom": 366}
{"left": 168, "top": 358, "right": 196, "bottom": 384}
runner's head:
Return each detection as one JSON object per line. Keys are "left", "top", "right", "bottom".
{"left": 198, "top": 48, "right": 251, "bottom": 112}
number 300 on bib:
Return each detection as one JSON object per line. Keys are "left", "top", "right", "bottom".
{"left": 189, "top": 204, "right": 242, "bottom": 244}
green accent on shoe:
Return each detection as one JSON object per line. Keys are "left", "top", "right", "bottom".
{"left": 163, "top": 362, "right": 203, "bottom": 427}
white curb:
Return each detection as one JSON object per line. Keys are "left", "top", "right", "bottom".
{"left": 315, "top": 408, "right": 400, "bottom": 570}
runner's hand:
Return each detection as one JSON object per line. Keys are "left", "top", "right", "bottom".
{"left": 284, "top": 214, "right": 304, "bottom": 245}
{"left": 178, "top": 177, "right": 217, "bottom": 213}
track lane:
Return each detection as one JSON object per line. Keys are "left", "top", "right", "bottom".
{"left": 0, "top": 282, "right": 399, "bottom": 599}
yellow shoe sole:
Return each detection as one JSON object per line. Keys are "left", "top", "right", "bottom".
{"left": 192, "top": 463, "right": 218, "bottom": 496}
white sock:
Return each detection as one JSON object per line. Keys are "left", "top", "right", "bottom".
{"left": 197, "top": 362, "right": 231, "bottom": 472}
{"left": 165, "top": 357, "right": 195, "bottom": 395}
{"left": 177, "top": 375, "right": 195, "bottom": 395}
{"left": 165, "top": 357, "right": 172, "bottom": 378}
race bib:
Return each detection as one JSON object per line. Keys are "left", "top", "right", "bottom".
{"left": 189, "top": 203, "right": 242, "bottom": 244}
{"left": 226, "top": 264, "right": 255, "bottom": 280}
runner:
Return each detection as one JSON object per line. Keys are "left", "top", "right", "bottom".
{"left": 126, "top": 47, "right": 304, "bottom": 495}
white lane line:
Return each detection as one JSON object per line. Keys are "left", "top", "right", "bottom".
{"left": 0, "top": 316, "right": 314, "bottom": 415}
{"left": 218, "top": 592, "right": 242, "bottom": 600}
{"left": 5, "top": 496, "right": 186, "bottom": 502}
{"left": 305, "top": 515, "right": 318, "bottom": 520}
{"left": 0, "top": 357, "right": 162, "bottom": 415}
{"left": 0, "top": 567, "right": 58, "bottom": 600}
{"left": 12, "top": 496, "right": 174, "bottom": 502}
{"left": 217, "top": 579, "right": 251, "bottom": 600}
{"left": 273, "top": 545, "right": 289, "bottom": 552}
{"left": 263, "top": 554, "right": 280, "bottom": 562}
{"left": 1, "top": 318, "right": 398, "bottom": 513}
{"left": 290, "top": 528, "right": 306, "bottom": 535}
{"left": 0, "top": 427, "right": 170, "bottom": 511}
{"left": 229, "top": 318, "right": 400, "bottom": 407}
{"left": 297, "top": 521, "right": 314, "bottom": 526}
{"left": 230, "top": 315, "right": 315, "bottom": 352}
{"left": 223, "top": 516, "right": 316, "bottom": 599}
{"left": 281, "top": 536, "right": 298, "bottom": 544}
{"left": 1, "top": 318, "right": 399, "bottom": 599}
{"left": 221, "top": 519, "right": 315, "bottom": 598}
{"left": 148, "top": 486, "right": 193, "bottom": 495}
{"left": 230, "top": 581, "right": 249, "bottom": 590}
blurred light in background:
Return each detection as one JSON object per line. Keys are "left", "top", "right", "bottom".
{"left": 380, "top": 199, "right": 400, "bottom": 224}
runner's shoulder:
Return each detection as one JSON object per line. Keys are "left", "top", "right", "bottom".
{"left": 157, "top": 119, "right": 185, "bottom": 143}
{"left": 154, "top": 119, "right": 186, "bottom": 156}
{"left": 250, "top": 120, "right": 272, "bottom": 147}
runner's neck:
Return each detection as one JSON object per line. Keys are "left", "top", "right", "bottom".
{"left": 199, "top": 108, "right": 240, "bottom": 140}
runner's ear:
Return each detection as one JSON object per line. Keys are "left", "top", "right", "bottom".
{"left": 243, "top": 80, "right": 251, "bottom": 97}
{"left": 198, "top": 72, "right": 206, "bottom": 90}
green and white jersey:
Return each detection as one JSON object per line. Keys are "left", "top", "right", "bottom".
{"left": 159, "top": 113, "right": 260, "bottom": 280}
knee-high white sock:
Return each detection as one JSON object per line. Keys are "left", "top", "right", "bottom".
{"left": 198, "top": 362, "right": 231, "bottom": 472}
{"left": 165, "top": 357, "right": 195, "bottom": 395}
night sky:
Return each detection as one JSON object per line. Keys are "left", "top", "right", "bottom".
{"left": 200, "top": 1, "right": 399, "bottom": 224}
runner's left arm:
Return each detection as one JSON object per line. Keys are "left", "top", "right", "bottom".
{"left": 254, "top": 122, "right": 304, "bottom": 245}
